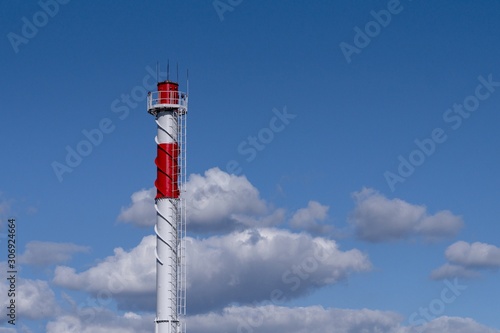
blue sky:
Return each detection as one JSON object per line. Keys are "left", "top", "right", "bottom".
{"left": 1, "top": 1, "right": 500, "bottom": 332}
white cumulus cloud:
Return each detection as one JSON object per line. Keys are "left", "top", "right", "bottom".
{"left": 406, "top": 316, "right": 500, "bottom": 333}
{"left": 349, "top": 188, "right": 463, "bottom": 242}
{"left": 45, "top": 310, "right": 154, "bottom": 333}
{"left": 431, "top": 241, "right": 500, "bottom": 280}
{"left": 53, "top": 236, "right": 156, "bottom": 312}
{"left": 118, "top": 167, "right": 283, "bottom": 232}
{"left": 187, "top": 228, "right": 371, "bottom": 313}
{"left": 117, "top": 188, "right": 156, "bottom": 227}
{"left": 289, "top": 200, "right": 333, "bottom": 235}
{"left": 445, "top": 241, "right": 500, "bottom": 268}
{"left": 185, "top": 167, "right": 283, "bottom": 232}
{"left": 53, "top": 229, "right": 371, "bottom": 314}
{"left": 19, "top": 241, "right": 90, "bottom": 266}
{"left": 0, "top": 265, "right": 60, "bottom": 323}
{"left": 43, "top": 305, "right": 500, "bottom": 333}
{"left": 187, "top": 306, "right": 500, "bottom": 333}
{"left": 188, "top": 305, "right": 404, "bottom": 333}
{"left": 430, "top": 263, "right": 479, "bottom": 280}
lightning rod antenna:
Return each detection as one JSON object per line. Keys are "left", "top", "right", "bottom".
{"left": 167, "top": 59, "right": 170, "bottom": 81}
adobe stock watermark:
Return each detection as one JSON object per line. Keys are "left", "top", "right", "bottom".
{"left": 0, "top": 219, "right": 7, "bottom": 250}
{"left": 213, "top": 0, "right": 243, "bottom": 21}
{"left": 186, "top": 106, "right": 296, "bottom": 211}
{"left": 234, "top": 106, "right": 296, "bottom": 167}
{"left": 408, "top": 278, "right": 467, "bottom": 329}
{"left": 7, "top": 0, "right": 71, "bottom": 54}
{"left": 339, "top": 0, "right": 411, "bottom": 64}
{"left": 237, "top": 245, "right": 330, "bottom": 333}
{"left": 51, "top": 65, "right": 166, "bottom": 182}
{"left": 385, "top": 74, "right": 500, "bottom": 192}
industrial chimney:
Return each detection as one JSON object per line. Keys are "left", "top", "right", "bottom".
{"left": 147, "top": 74, "right": 187, "bottom": 333}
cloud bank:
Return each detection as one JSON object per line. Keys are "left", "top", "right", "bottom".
{"left": 53, "top": 229, "right": 371, "bottom": 313}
